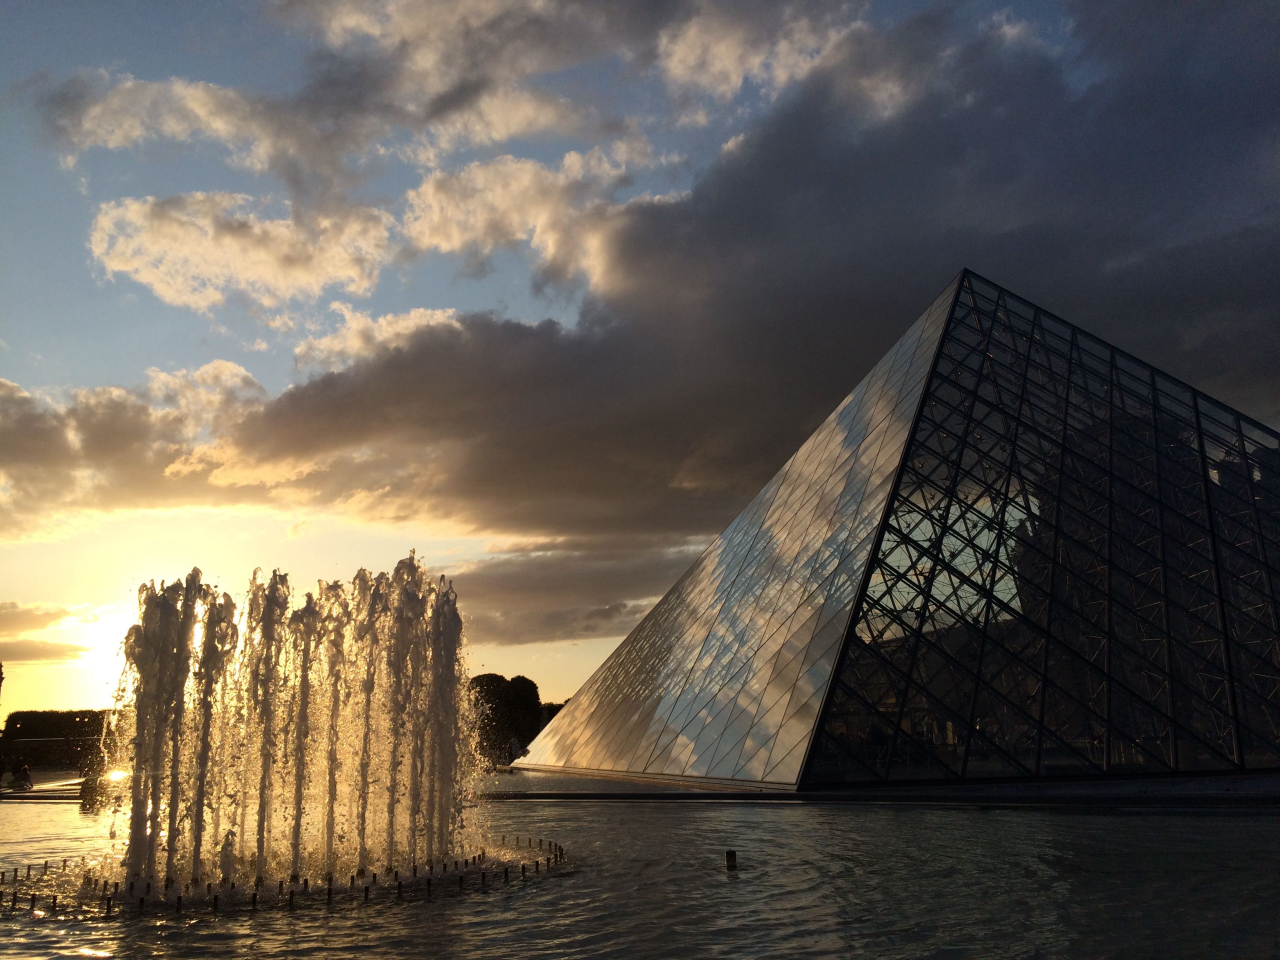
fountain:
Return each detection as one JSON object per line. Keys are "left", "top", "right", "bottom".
{"left": 89, "top": 552, "right": 479, "bottom": 896}
{"left": 0, "top": 552, "right": 572, "bottom": 928}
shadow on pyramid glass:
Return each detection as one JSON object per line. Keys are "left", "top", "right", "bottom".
{"left": 515, "top": 270, "right": 1280, "bottom": 790}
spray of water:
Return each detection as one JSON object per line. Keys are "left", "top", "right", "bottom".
{"left": 101, "top": 553, "right": 476, "bottom": 889}
{"left": 189, "top": 588, "right": 238, "bottom": 882}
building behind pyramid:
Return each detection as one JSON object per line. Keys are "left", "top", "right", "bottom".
{"left": 515, "top": 270, "right": 1280, "bottom": 790}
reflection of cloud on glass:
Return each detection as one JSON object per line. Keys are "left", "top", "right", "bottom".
{"left": 518, "top": 279, "right": 957, "bottom": 784}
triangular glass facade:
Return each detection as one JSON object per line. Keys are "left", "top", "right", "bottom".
{"left": 517, "top": 278, "right": 959, "bottom": 785}
{"left": 518, "top": 271, "right": 1280, "bottom": 789}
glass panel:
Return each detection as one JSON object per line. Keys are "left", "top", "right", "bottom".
{"left": 805, "top": 270, "right": 1280, "bottom": 787}
{"left": 518, "top": 275, "right": 958, "bottom": 784}
{"left": 524, "top": 269, "right": 1280, "bottom": 792}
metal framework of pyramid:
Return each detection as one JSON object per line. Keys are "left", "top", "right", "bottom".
{"left": 515, "top": 270, "right": 1280, "bottom": 789}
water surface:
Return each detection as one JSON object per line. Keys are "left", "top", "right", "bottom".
{"left": 2, "top": 790, "right": 1278, "bottom": 959}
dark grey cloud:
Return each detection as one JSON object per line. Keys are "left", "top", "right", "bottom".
{"left": 10, "top": 1, "right": 1279, "bottom": 649}
{"left": 226, "top": 1, "right": 1280, "bottom": 537}
{"left": 0, "top": 639, "right": 89, "bottom": 662}
{"left": 595, "top": 0, "right": 1280, "bottom": 422}
{"left": 233, "top": 313, "right": 773, "bottom": 537}
{"left": 220, "top": 1, "right": 1280, "bottom": 644}
{"left": 38, "top": 0, "right": 850, "bottom": 217}
{"left": 0, "top": 371, "right": 269, "bottom": 536}
{"left": 0, "top": 602, "right": 72, "bottom": 638}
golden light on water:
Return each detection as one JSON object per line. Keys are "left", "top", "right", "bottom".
{"left": 106, "top": 770, "right": 127, "bottom": 783}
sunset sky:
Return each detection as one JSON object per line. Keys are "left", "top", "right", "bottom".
{"left": 1, "top": 1, "right": 1277, "bottom": 718}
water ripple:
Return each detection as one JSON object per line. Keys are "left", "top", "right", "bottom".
{"left": 2, "top": 802, "right": 1280, "bottom": 958}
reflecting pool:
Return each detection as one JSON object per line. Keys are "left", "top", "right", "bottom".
{"left": 2, "top": 780, "right": 1279, "bottom": 959}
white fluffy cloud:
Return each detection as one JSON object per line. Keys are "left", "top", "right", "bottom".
{"left": 426, "top": 86, "right": 582, "bottom": 152}
{"left": 49, "top": 70, "right": 582, "bottom": 174}
{"left": 42, "top": 0, "right": 616, "bottom": 190}
{"left": 658, "top": 5, "right": 853, "bottom": 99}
{"left": 290, "top": 0, "right": 619, "bottom": 87}
{"left": 145, "top": 360, "right": 268, "bottom": 438}
{"left": 39, "top": 0, "right": 872, "bottom": 324}
{"left": 402, "top": 147, "right": 643, "bottom": 284}
{"left": 90, "top": 193, "right": 393, "bottom": 311}
{"left": 45, "top": 2, "right": 859, "bottom": 189}
{"left": 296, "top": 302, "right": 460, "bottom": 371}
{"left": 47, "top": 73, "right": 275, "bottom": 167}
{"left": 298, "top": 0, "right": 852, "bottom": 103}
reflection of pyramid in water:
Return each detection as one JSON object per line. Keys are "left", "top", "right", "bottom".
{"left": 516, "top": 270, "right": 1280, "bottom": 788}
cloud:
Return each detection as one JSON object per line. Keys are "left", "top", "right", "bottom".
{"left": 455, "top": 540, "right": 699, "bottom": 644}
{"left": 90, "top": 193, "right": 392, "bottom": 311}
{"left": 8, "top": 1, "right": 1280, "bottom": 653}
{"left": 401, "top": 148, "right": 633, "bottom": 282}
{"left": 0, "top": 639, "right": 89, "bottom": 663}
{"left": 0, "top": 366, "right": 271, "bottom": 537}
{"left": 425, "top": 87, "right": 582, "bottom": 152}
{"left": 0, "top": 602, "right": 72, "bottom": 638}
{"left": 44, "top": 67, "right": 584, "bottom": 172}
{"left": 32, "top": 0, "right": 881, "bottom": 337}
{"left": 0, "top": 602, "right": 85, "bottom": 663}
{"left": 36, "top": 1, "right": 630, "bottom": 209}
{"left": 657, "top": 2, "right": 854, "bottom": 99}
{"left": 42, "top": 73, "right": 273, "bottom": 164}
{"left": 293, "top": 0, "right": 856, "bottom": 105}
{"left": 145, "top": 360, "right": 268, "bottom": 438}
{"left": 11, "top": 4, "right": 1280, "bottom": 541}
{"left": 41, "top": 71, "right": 359, "bottom": 213}
{"left": 197, "top": 2, "right": 1280, "bottom": 555}
{"left": 39, "top": 2, "right": 864, "bottom": 210}
{"left": 295, "top": 302, "right": 460, "bottom": 371}
{"left": 217, "top": 307, "right": 781, "bottom": 539}
{"left": 569, "top": 1, "right": 1280, "bottom": 427}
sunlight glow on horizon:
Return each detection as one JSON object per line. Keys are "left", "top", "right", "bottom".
{"left": 0, "top": 504, "right": 631, "bottom": 719}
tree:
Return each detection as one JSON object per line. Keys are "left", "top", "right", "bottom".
{"left": 470, "top": 673, "right": 512, "bottom": 763}
{"left": 507, "top": 676, "right": 541, "bottom": 747}
{"left": 468, "top": 673, "right": 543, "bottom": 765}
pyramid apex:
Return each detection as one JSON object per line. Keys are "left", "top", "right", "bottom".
{"left": 520, "top": 273, "right": 1280, "bottom": 792}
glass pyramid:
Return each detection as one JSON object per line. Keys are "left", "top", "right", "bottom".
{"left": 517, "top": 270, "right": 1280, "bottom": 789}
